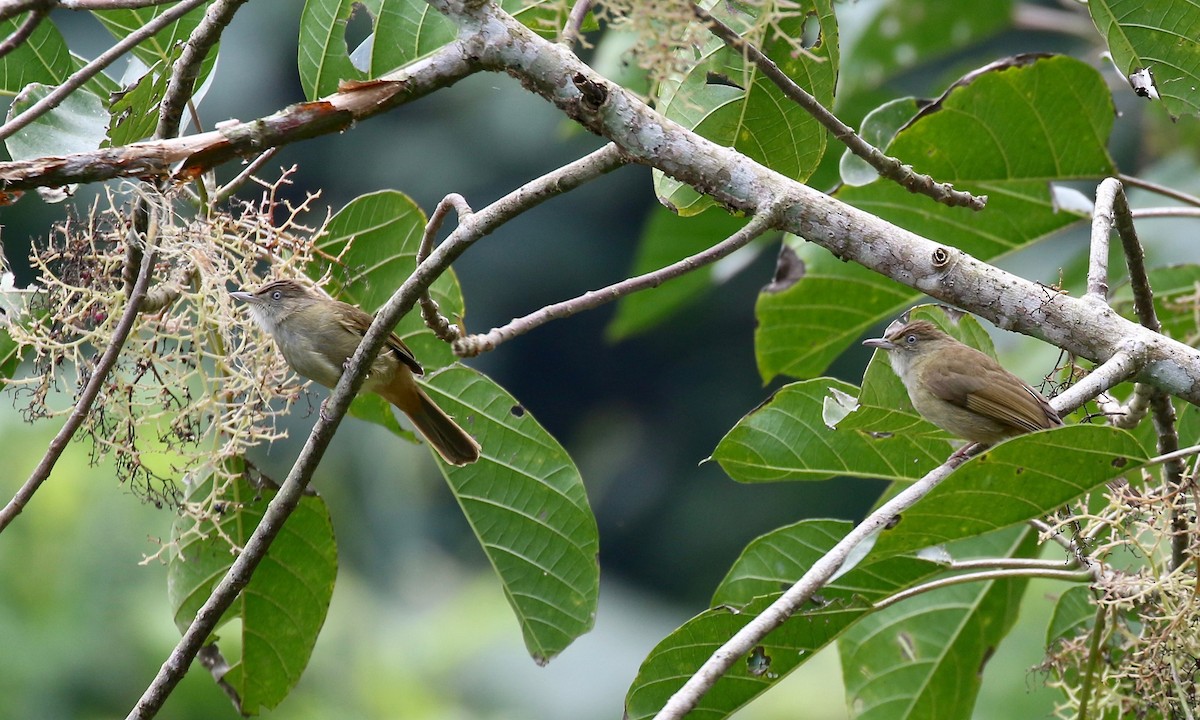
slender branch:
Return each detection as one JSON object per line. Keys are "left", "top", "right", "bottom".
{"left": 0, "top": 214, "right": 159, "bottom": 533}
{"left": 212, "top": 147, "right": 277, "bottom": 204}
{"left": 1076, "top": 603, "right": 1108, "bottom": 720}
{"left": 1131, "top": 207, "right": 1200, "bottom": 219}
{"left": 947, "top": 557, "right": 1081, "bottom": 572}
{"left": 1085, "top": 180, "right": 1117, "bottom": 301}
{"left": 652, "top": 458, "right": 960, "bottom": 720}
{"left": 156, "top": 0, "right": 250, "bottom": 140}
{"left": 691, "top": 3, "right": 986, "bottom": 211}
{"left": 0, "top": 4, "right": 46, "bottom": 59}
{"left": 872, "top": 568, "right": 1092, "bottom": 611}
{"left": 1119, "top": 173, "right": 1200, "bottom": 208}
{"left": 559, "top": 0, "right": 593, "bottom": 49}
{"left": 456, "top": 203, "right": 780, "bottom": 358}
{"left": 1100, "top": 177, "right": 1191, "bottom": 570}
{"left": 0, "top": 0, "right": 210, "bottom": 142}
{"left": 418, "top": 193, "right": 474, "bottom": 343}
{"left": 1050, "top": 350, "right": 1138, "bottom": 417}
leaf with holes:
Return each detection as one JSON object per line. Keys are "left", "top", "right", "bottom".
{"left": 423, "top": 365, "right": 599, "bottom": 663}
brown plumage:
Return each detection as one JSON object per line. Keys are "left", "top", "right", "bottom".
{"left": 231, "top": 279, "right": 481, "bottom": 466}
{"left": 863, "top": 320, "right": 1061, "bottom": 444}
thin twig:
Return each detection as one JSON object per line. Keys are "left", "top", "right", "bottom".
{"left": 455, "top": 202, "right": 780, "bottom": 358}
{"left": 417, "top": 193, "right": 474, "bottom": 343}
{"left": 0, "top": 213, "right": 159, "bottom": 533}
{"left": 1131, "top": 207, "right": 1200, "bottom": 219}
{"left": 1076, "top": 602, "right": 1108, "bottom": 720}
{"left": 872, "top": 568, "right": 1092, "bottom": 611}
{"left": 0, "top": 4, "right": 46, "bottom": 59}
{"left": 1049, "top": 350, "right": 1138, "bottom": 417}
{"left": 212, "top": 147, "right": 277, "bottom": 204}
{"left": 1119, "top": 173, "right": 1200, "bottom": 208}
{"left": 156, "top": 0, "right": 249, "bottom": 140}
{"left": 559, "top": 0, "right": 594, "bottom": 49}
{"left": 652, "top": 458, "right": 960, "bottom": 720}
{"left": 0, "top": 0, "right": 210, "bottom": 142}
{"left": 691, "top": 4, "right": 986, "bottom": 211}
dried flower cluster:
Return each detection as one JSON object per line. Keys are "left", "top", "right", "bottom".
{"left": 1, "top": 174, "right": 322, "bottom": 525}
{"left": 1041, "top": 469, "right": 1200, "bottom": 717}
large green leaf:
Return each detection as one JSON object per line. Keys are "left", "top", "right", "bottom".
{"left": 5, "top": 83, "right": 107, "bottom": 193}
{"left": 0, "top": 14, "right": 72, "bottom": 95}
{"left": 871, "top": 425, "right": 1148, "bottom": 558}
{"left": 1088, "top": 0, "right": 1200, "bottom": 119}
{"left": 423, "top": 365, "right": 599, "bottom": 663}
{"left": 1046, "top": 585, "right": 1096, "bottom": 648}
{"left": 624, "top": 520, "right": 944, "bottom": 720}
{"left": 653, "top": 0, "right": 838, "bottom": 215}
{"left": 712, "top": 376, "right": 951, "bottom": 484}
{"left": 167, "top": 474, "right": 337, "bottom": 715}
{"left": 756, "top": 55, "right": 1115, "bottom": 381}
{"left": 107, "top": 56, "right": 175, "bottom": 146}
{"left": 840, "top": 527, "right": 1040, "bottom": 720}
{"left": 607, "top": 207, "right": 757, "bottom": 340}
{"left": 312, "top": 189, "right": 463, "bottom": 369}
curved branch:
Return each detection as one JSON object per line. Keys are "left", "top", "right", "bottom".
{"left": 0, "top": 4, "right": 47, "bottom": 59}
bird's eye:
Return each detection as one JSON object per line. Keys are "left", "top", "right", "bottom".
{"left": 271, "top": 290, "right": 282, "bottom": 301}
{"left": 905, "top": 334, "right": 917, "bottom": 345}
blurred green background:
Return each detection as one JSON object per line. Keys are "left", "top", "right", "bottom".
{"left": 2, "top": 1, "right": 1198, "bottom": 718}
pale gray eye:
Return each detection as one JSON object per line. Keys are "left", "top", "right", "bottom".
{"left": 271, "top": 290, "right": 282, "bottom": 300}
{"left": 905, "top": 334, "right": 917, "bottom": 344}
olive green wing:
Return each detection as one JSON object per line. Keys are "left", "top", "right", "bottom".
{"left": 924, "top": 363, "right": 1060, "bottom": 433}
{"left": 334, "top": 301, "right": 424, "bottom": 376}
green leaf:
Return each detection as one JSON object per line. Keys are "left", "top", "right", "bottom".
{"left": 312, "top": 189, "right": 464, "bottom": 369}
{"left": 756, "top": 55, "right": 1115, "bottom": 381}
{"left": 1112, "top": 264, "right": 1200, "bottom": 343}
{"left": 423, "top": 365, "right": 599, "bottom": 663}
{"left": 107, "top": 57, "right": 174, "bottom": 146}
{"left": 625, "top": 520, "right": 944, "bottom": 720}
{"left": 0, "top": 14, "right": 72, "bottom": 95}
{"left": 871, "top": 425, "right": 1148, "bottom": 558}
{"left": 298, "top": 0, "right": 365, "bottom": 100}
{"left": 5, "top": 83, "right": 107, "bottom": 189}
{"left": 712, "top": 375, "right": 951, "bottom": 484}
{"left": 607, "top": 207, "right": 758, "bottom": 340}
{"left": 93, "top": 4, "right": 216, "bottom": 87}
{"left": 654, "top": 0, "right": 838, "bottom": 215}
{"left": 0, "top": 326, "right": 21, "bottom": 379}
{"left": 840, "top": 526, "right": 1039, "bottom": 720}
{"left": 1088, "top": 0, "right": 1200, "bottom": 119}
{"left": 168, "top": 473, "right": 337, "bottom": 715}
{"left": 1046, "top": 585, "right": 1096, "bottom": 647}
{"left": 753, "top": 240, "right": 912, "bottom": 381}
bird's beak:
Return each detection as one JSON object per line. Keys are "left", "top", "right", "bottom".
{"left": 862, "top": 337, "right": 894, "bottom": 351}
{"left": 229, "top": 290, "right": 256, "bottom": 304}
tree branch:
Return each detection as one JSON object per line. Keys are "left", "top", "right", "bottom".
{"left": 0, "top": 0, "right": 211, "bottom": 142}
{"left": 0, "top": 4, "right": 47, "bottom": 59}
{"left": 156, "top": 0, "right": 250, "bottom": 140}
{"left": 872, "top": 567, "right": 1093, "bottom": 611}
{"left": 455, "top": 203, "right": 782, "bottom": 357}
{"left": 0, "top": 41, "right": 477, "bottom": 190}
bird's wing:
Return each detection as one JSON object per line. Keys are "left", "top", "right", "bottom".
{"left": 924, "top": 364, "right": 1060, "bottom": 432}
{"left": 335, "top": 301, "right": 424, "bottom": 376}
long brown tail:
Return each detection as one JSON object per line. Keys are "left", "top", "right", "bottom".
{"left": 380, "top": 378, "right": 481, "bottom": 466}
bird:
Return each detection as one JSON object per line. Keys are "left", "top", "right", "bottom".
{"left": 231, "top": 279, "right": 481, "bottom": 466}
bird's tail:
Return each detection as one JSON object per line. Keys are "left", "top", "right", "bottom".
{"left": 382, "top": 381, "right": 481, "bottom": 466}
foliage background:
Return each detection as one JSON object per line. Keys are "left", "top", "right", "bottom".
{"left": 0, "top": 0, "right": 1197, "bottom": 718}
